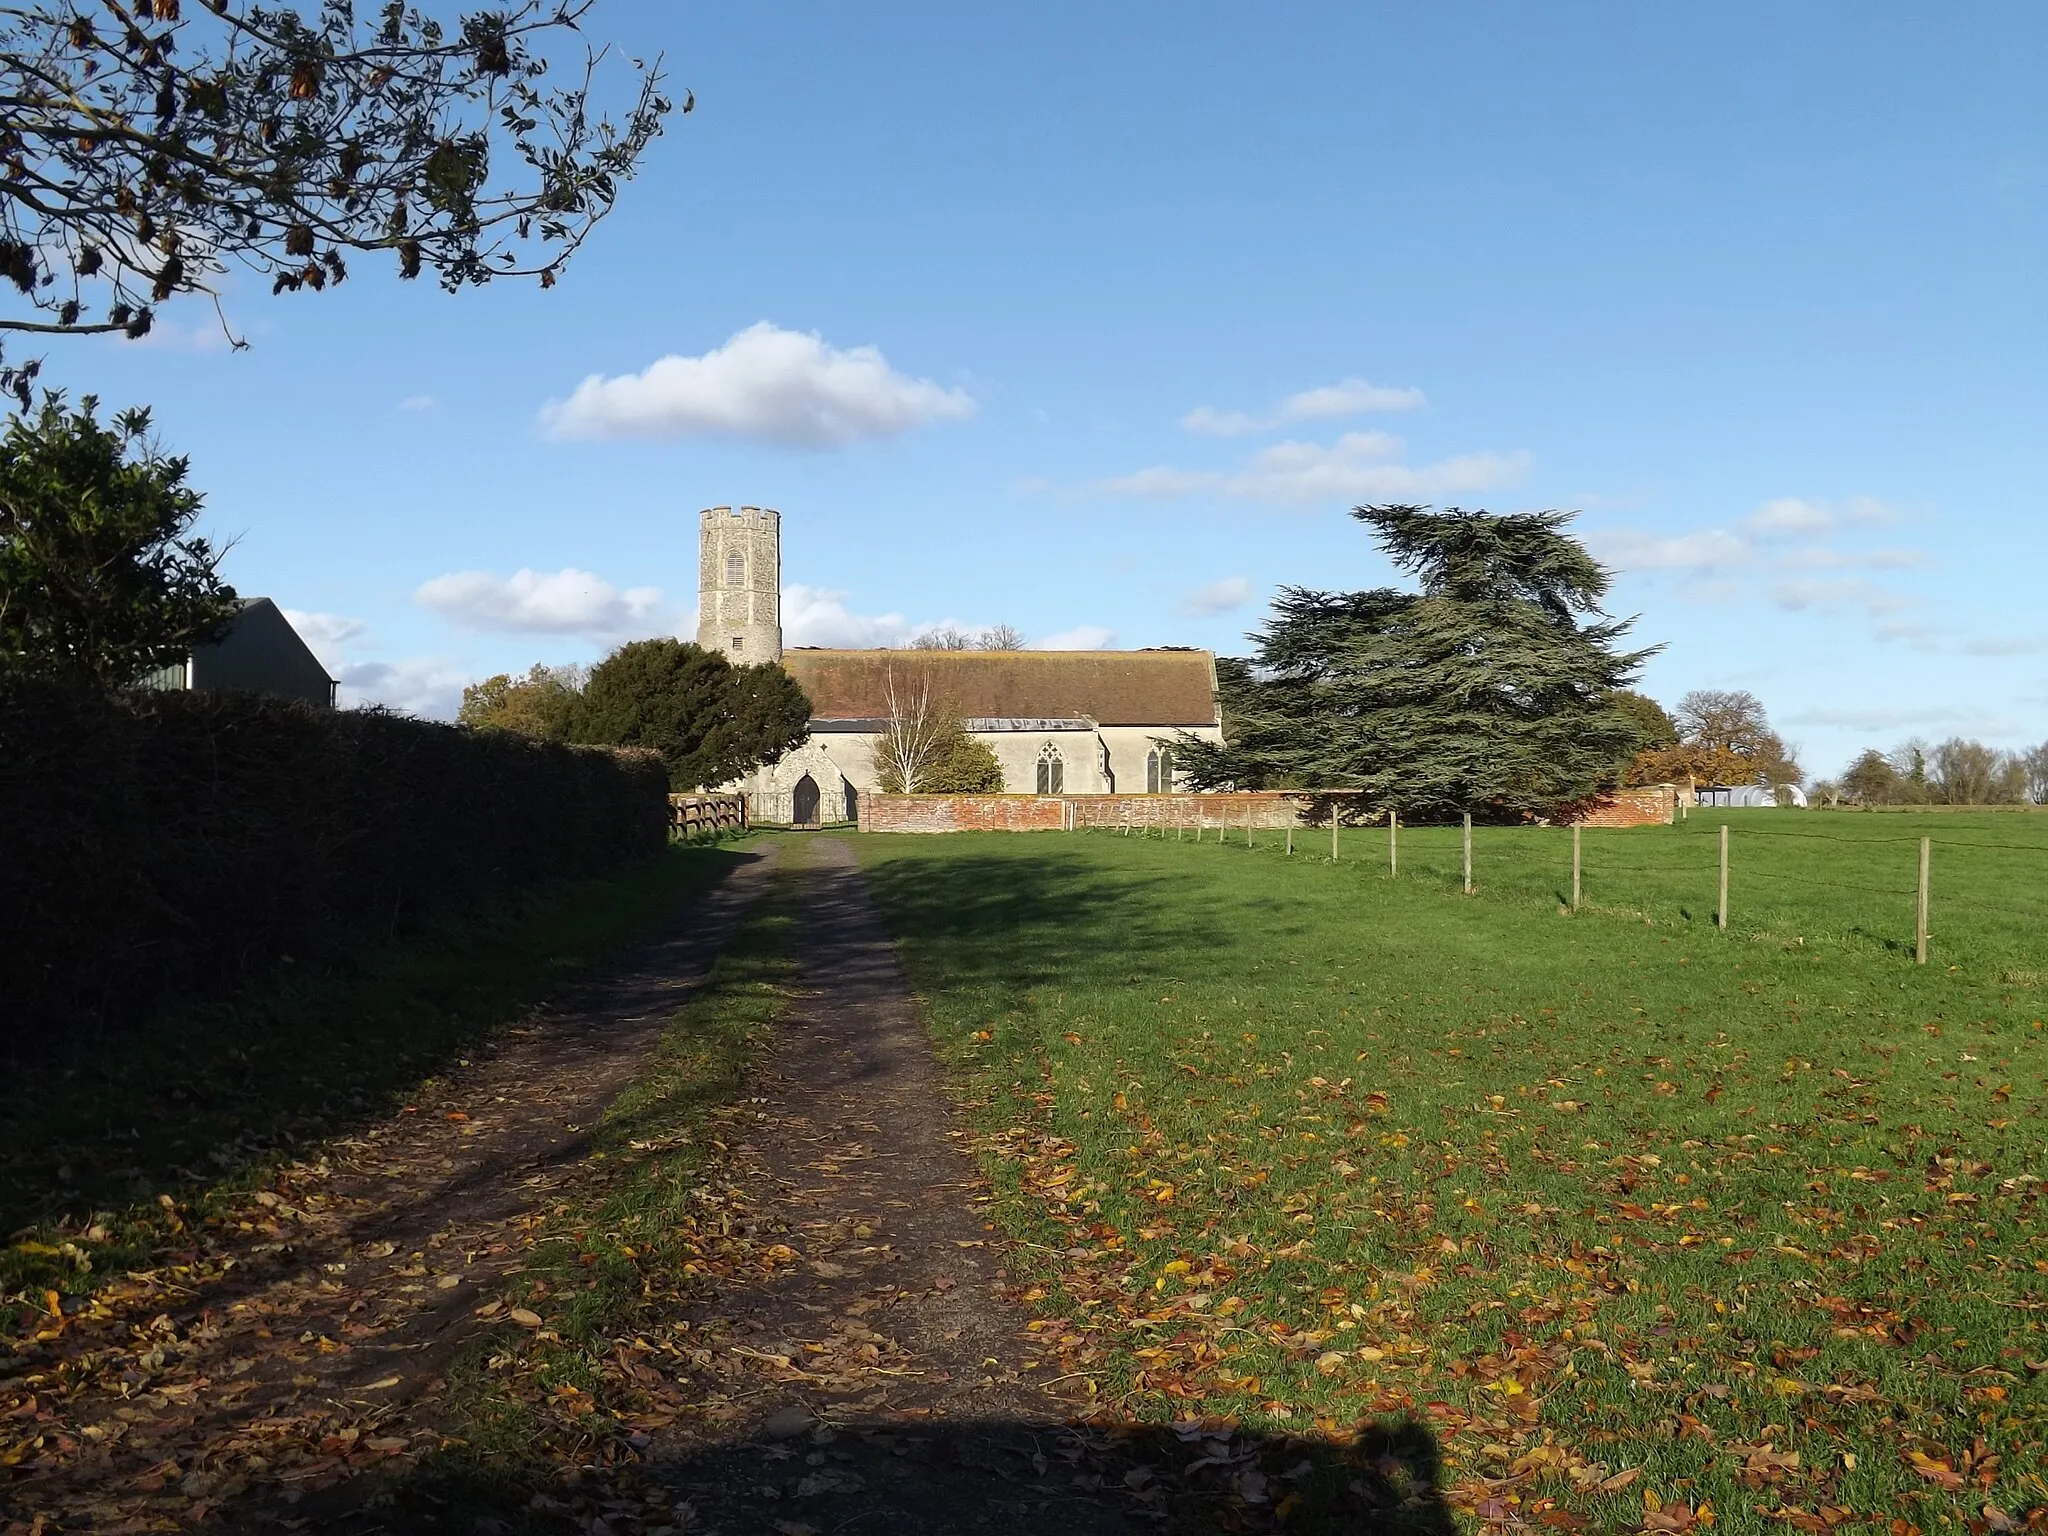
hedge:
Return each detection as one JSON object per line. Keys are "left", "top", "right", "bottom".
{"left": 0, "top": 683, "right": 671, "bottom": 1047}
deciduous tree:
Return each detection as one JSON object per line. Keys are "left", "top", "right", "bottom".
{"left": 0, "top": 0, "right": 672, "bottom": 396}
{"left": 458, "top": 661, "right": 582, "bottom": 738}
{"left": 2023, "top": 741, "right": 2048, "bottom": 805}
{"left": 1675, "top": 689, "right": 1801, "bottom": 784}
{"left": 0, "top": 393, "right": 236, "bottom": 684}
{"left": 1176, "top": 504, "right": 1656, "bottom": 818}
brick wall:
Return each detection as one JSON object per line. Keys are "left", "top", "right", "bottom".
{"left": 857, "top": 791, "right": 1313, "bottom": 834}
{"left": 1068, "top": 792, "right": 1309, "bottom": 830}
{"left": 1563, "top": 784, "right": 1677, "bottom": 828}
{"left": 858, "top": 795, "right": 1071, "bottom": 833}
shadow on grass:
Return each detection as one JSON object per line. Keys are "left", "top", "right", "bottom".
{"left": 208, "top": 1414, "right": 1458, "bottom": 1535}
{"left": 0, "top": 846, "right": 760, "bottom": 1263}
{"left": 855, "top": 844, "right": 1260, "bottom": 1002}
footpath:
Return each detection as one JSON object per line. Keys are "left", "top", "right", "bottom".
{"left": 0, "top": 840, "right": 1153, "bottom": 1534}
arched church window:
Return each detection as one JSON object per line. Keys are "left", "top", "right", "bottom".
{"left": 1156, "top": 746, "right": 1175, "bottom": 793}
{"left": 725, "top": 553, "right": 745, "bottom": 586}
{"left": 1036, "top": 744, "right": 1064, "bottom": 795}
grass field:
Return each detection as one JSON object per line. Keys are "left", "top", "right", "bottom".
{"left": 858, "top": 814, "right": 2047, "bottom": 1534}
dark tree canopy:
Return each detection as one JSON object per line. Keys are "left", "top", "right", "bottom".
{"left": 570, "top": 638, "right": 809, "bottom": 790}
{"left": 0, "top": 393, "right": 237, "bottom": 684}
{"left": 1176, "top": 505, "right": 1657, "bottom": 819}
{"left": 0, "top": 0, "right": 671, "bottom": 392}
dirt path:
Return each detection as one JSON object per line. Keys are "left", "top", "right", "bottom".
{"left": 639, "top": 836, "right": 1145, "bottom": 1533}
{"left": 7, "top": 837, "right": 1406, "bottom": 1534}
{"left": 1, "top": 845, "right": 781, "bottom": 1533}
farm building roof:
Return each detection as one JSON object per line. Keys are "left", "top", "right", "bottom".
{"left": 780, "top": 649, "right": 1220, "bottom": 728}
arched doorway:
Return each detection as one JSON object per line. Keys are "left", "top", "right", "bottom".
{"left": 792, "top": 773, "right": 820, "bottom": 826}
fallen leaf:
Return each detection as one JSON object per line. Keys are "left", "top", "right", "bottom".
{"left": 509, "top": 1307, "right": 543, "bottom": 1328}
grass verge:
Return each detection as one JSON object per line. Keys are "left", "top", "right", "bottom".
{"left": 1, "top": 841, "right": 755, "bottom": 1324}
{"left": 858, "top": 829, "right": 2046, "bottom": 1535}
{"left": 391, "top": 846, "right": 804, "bottom": 1525}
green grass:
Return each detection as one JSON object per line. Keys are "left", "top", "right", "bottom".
{"left": 857, "top": 820, "right": 2047, "bottom": 1533}
{"left": 0, "top": 840, "right": 757, "bottom": 1323}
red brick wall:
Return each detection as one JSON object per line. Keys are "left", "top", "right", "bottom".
{"left": 1068, "top": 792, "right": 1307, "bottom": 830}
{"left": 857, "top": 792, "right": 1313, "bottom": 834}
{"left": 858, "top": 795, "right": 1071, "bottom": 833}
{"left": 1563, "top": 785, "right": 1677, "bottom": 828}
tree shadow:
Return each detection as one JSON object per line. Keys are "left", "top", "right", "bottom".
{"left": 854, "top": 843, "right": 1253, "bottom": 1005}
{"left": 207, "top": 1412, "right": 1459, "bottom": 1535}
{"left": 0, "top": 847, "right": 762, "bottom": 1242}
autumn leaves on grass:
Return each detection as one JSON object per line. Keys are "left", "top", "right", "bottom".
{"left": 857, "top": 830, "right": 2047, "bottom": 1534}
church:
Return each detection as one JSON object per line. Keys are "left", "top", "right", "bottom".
{"left": 697, "top": 505, "right": 1225, "bottom": 824}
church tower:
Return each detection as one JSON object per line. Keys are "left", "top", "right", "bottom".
{"left": 697, "top": 506, "right": 783, "bottom": 663}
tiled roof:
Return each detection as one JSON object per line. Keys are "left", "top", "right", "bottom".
{"left": 781, "top": 650, "right": 1219, "bottom": 727}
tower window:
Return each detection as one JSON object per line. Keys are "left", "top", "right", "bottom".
{"left": 730, "top": 635, "right": 745, "bottom": 653}
{"left": 1036, "top": 744, "right": 1064, "bottom": 795}
{"left": 725, "top": 553, "right": 745, "bottom": 585}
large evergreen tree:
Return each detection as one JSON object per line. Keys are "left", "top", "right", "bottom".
{"left": 1175, "top": 504, "right": 1656, "bottom": 818}
{"left": 571, "top": 638, "right": 809, "bottom": 790}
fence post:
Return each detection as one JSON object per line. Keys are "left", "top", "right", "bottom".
{"left": 1915, "top": 836, "right": 1930, "bottom": 965}
{"left": 1331, "top": 802, "right": 1340, "bottom": 861}
{"left": 1572, "top": 824, "right": 1582, "bottom": 911}
{"left": 1463, "top": 812, "right": 1473, "bottom": 895}
{"left": 1388, "top": 809, "right": 1398, "bottom": 877}
{"left": 1718, "top": 824, "right": 1729, "bottom": 931}
{"left": 1245, "top": 802, "right": 1253, "bottom": 848}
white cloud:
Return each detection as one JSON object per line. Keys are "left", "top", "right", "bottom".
{"left": 1744, "top": 497, "right": 1836, "bottom": 539}
{"left": 781, "top": 584, "right": 923, "bottom": 649}
{"left": 1030, "top": 625, "right": 1118, "bottom": 651}
{"left": 280, "top": 609, "right": 368, "bottom": 667}
{"left": 398, "top": 394, "right": 437, "bottom": 412}
{"left": 1770, "top": 576, "right": 1913, "bottom": 615}
{"left": 416, "top": 568, "right": 668, "bottom": 639}
{"left": 1181, "top": 576, "right": 1255, "bottom": 616}
{"left": 1961, "top": 635, "right": 2043, "bottom": 657}
{"left": 1101, "top": 432, "right": 1529, "bottom": 506}
{"left": 1182, "top": 378, "right": 1426, "bottom": 437}
{"left": 1097, "top": 465, "right": 1226, "bottom": 497}
{"left": 1588, "top": 528, "right": 1752, "bottom": 573}
{"left": 1776, "top": 545, "right": 1927, "bottom": 571}
{"left": 1785, "top": 703, "right": 2019, "bottom": 734}
{"left": 538, "top": 322, "right": 976, "bottom": 446}
{"left": 335, "top": 657, "right": 469, "bottom": 720}
{"left": 1845, "top": 495, "right": 1899, "bottom": 524}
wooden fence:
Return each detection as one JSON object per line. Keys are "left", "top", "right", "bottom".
{"left": 668, "top": 792, "right": 748, "bottom": 838}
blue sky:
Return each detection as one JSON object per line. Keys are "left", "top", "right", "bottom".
{"left": 46, "top": 2, "right": 2047, "bottom": 778}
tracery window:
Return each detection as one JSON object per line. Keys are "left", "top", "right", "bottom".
{"left": 1036, "top": 744, "right": 1064, "bottom": 795}
{"left": 725, "top": 553, "right": 745, "bottom": 585}
{"left": 1147, "top": 746, "right": 1175, "bottom": 793}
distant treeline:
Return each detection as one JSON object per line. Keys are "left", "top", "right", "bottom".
{"left": 0, "top": 683, "right": 670, "bottom": 1046}
{"left": 1815, "top": 738, "right": 2048, "bottom": 807}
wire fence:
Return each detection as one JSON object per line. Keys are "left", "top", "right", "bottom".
{"left": 1084, "top": 807, "right": 2048, "bottom": 972}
